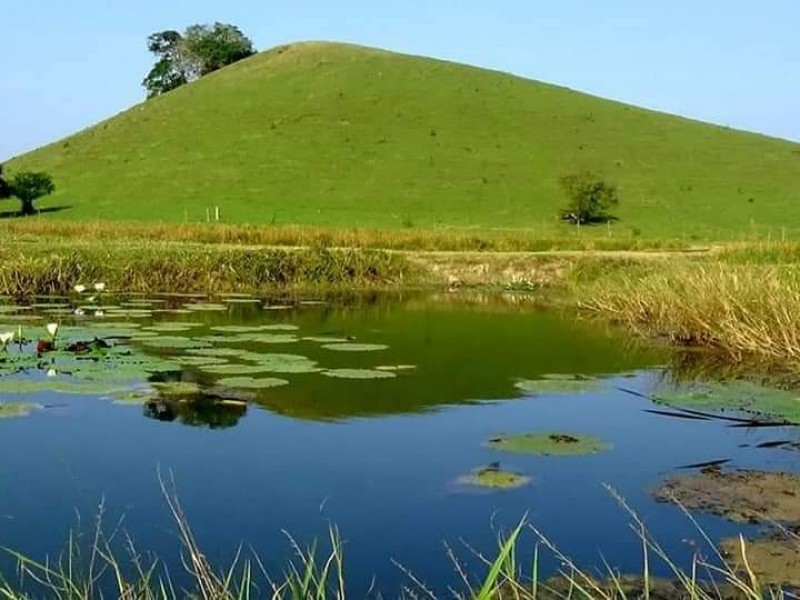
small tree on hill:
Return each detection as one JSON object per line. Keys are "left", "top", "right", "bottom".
{"left": 8, "top": 171, "right": 56, "bottom": 215}
{"left": 558, "top": 171, "right": 619, "bottom": 225}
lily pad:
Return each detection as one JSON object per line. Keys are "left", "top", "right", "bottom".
{"left": 182, "top": 303, "right": 229, "bottom": 312}
{"left": 485, "top": 433, "right": 611, "bottom": 456}
{"left": 238, "top": 352, "right": 321, "bottom": 374}
{"left": 143, "top": 322, "right": 204, "bottom": 333}
{"left": 514, "top": 374, "right": 599, "bottom": 395}
{"left": 321, "top": 343, "right": 389, "bottom": 352}
{"left": 173, "top": 355, "right": 230, "bottom": 366}
{"left": 303, "top": 336, "right": 351, "bottom": 344}
{"left": 136, "top": 336, "right": 211, "bottom": 350}
{"left": 322, "top": 369, "right": 396, "bottom": 380}
{"left": 199, "top": 364, "right": 273, "bottom": 375}
{"left": 0, "top": 379, "right": 135, "bottom": 395}
{"left": 186, "top": 347, "right": 249, "bottom": 358}
{"left": 0, "top": 402, "right": 43, "bottom": 419}
{"left": 375, "top": 365, "right": 417, "bottom": 372}
{"left": 233, "top": 333, "right": 298, "bottom": 344}
{"left": 210, "top": 325, "right": 268, "bottom": 333}
{"left": 216, "top": 376, "right": 289, "bottom": 389}
{"left": 458, "top": 466, "right": 530, "bottom": 490}
{"left": 653, "top": 380, "right": 800, "bottom": 425}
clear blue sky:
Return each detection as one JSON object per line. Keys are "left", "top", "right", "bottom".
{"left": 2, "top": 0, "right": 798, "bottom": 160}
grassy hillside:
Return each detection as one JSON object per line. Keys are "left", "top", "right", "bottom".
{"left": 7, "top": 41, "right": 800, "bottom": 239}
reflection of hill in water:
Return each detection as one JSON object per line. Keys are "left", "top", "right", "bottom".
{"left": 138, "top": 294, "right": 663, "bottom": 426}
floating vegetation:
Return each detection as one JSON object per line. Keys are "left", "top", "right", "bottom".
{"left": 260, "top": 324, "right": 300, "bottom": 331}
{"left": 485, "top": 432, "right": 612, "bottom": 456}
{"left": 182, "top": 303, "right": 229, "bottom": 312}
{"left": 514, "top": 374, "right": 600, "bottom": 395}
{"left": 173, "top": 355, "right": 229, "bottom": 366}
{"left": 375, "top": 365, "right": 417, "bottom": 372}
{"left": 653, "top": 380, "right": 800, "bottom": 424}
{"left": 216, "top": 376, "right": 289, "bottom": 389}
{"left": 458, "top": 465, "right": 530, "bottom": 489}
{"left": 0, "top": 379, "right": 135, "bottom": 395}
{"left": 0, "top": 402, "right": 43, "bottom": 419}
{"left": 238, "top": 352, "right": 321, "bottom": 374}
{"left": 321, "top": 343, "right": 389, "bottom": 352}
{"left": 233, "top": 333, "right": 299, "bottom": 344}
{"left": 199, "top": 364, "right": 273, "bottom": 375}
{"left": 210, "top": 325, "right": 267, "bottom": 333}
{"left": 186, "top": 347, "right": 247, "bottom": 358}
{"left": 264, "top": 305, "right": 293, "bottom": 311}
{"left": 653, "top": 467, "right": 800, "bottom": 525}
{"left": 302, "top": 336, "right": 351, "bottom": 344}
{"left": 152, "top": 381, "right": 203, "bottom": 397}
{"left": 142, "top": 322, "right": 204, "bottom": 333}
{"left": 322, "top": 369, "right": 396, "bottom": 380}
{"left": 135, "top": 336, "right": 211, "bottom": 350}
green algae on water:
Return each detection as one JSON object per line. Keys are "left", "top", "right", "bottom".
{"left": 486, "top": 432, "right": 611, "bottom": 456}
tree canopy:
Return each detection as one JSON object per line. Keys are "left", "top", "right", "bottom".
{"left": 0, "top": 165, "right": 12, "bottom": 200}
{"left": 143, "top": 23, "right": 255, "bottom": 98}
{"left": 558, "top": 171, "right": 620, "bottom": 225}
{"left": 6, "top": 171, "right": 56, "bottom": 215}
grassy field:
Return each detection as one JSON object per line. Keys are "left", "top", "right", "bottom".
{"left": 5, "top": 41, "right": 800, "bottom": 240}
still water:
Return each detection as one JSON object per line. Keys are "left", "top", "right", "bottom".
{"left": 0, "top": 292, "right": 797, "bottom": 595}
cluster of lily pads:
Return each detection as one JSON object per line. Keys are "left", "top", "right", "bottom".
{"left": 459, "top": 372, "right": 613, "bottom": 490}
{"left": 0, "top": 293, "right": 417, "bottom": 425}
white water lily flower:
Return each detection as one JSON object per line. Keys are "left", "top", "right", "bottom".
{"left": 94, "top": 282, "right": 106, "bottom": 292}
{"left": 46, "top": 323, "right": 59, "bottom": 338}
{"left": 74, "top": 308, "right": 86, "bottom": 316}
{"left": 74, "top": 284, "right": 86, "bottom": 294}
{"left": 94, "top": 310, "right": 105, "bottom": 317}
{"left": 0, "top": 332, "right": 13, "bottom": 346}
{"left": 46, "top": 368, "right": 58, "bottom": 378}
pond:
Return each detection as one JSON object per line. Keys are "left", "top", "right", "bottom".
{"left": 0, "top": 291, "right": 798, "bottom": 595}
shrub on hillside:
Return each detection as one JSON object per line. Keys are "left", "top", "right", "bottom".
{"left": 559, "top": 171, "right": 619, "bottom": 225}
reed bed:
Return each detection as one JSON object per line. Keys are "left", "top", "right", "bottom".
{"left": 0, "top": 220, "right": 688, "bottom": 253}
{"left": 580, "top": 261, "right": 800, "bottom": 362}
{"left": 0, "top": 242, "right": 416, "bottom": 297}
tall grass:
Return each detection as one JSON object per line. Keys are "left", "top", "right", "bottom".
{"left": 0, "top": 484, "right": 796, "bottom": 599}
{"left": 0, "top": 221, "right": 689, "bottom": 253}
{"left": 580, "top": 261, "right": 800, "bottom": 362}
{"left": 0, "top": 242, "right": 417, "bottom": 297}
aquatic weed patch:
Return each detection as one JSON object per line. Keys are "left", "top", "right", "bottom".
{"left": 485, "top": 432, "right": 611, "bottom": 456}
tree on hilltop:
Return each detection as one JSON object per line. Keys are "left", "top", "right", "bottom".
{"left": 143, "top": 23, "right": 256, "bottom": 98}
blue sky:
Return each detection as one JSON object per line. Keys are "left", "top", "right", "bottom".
{"left": 2, "top": 0, "right": 798, "bottom": 160}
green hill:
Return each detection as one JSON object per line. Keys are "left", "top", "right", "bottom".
{"left": 7, "top": 41, "right": 800, "bottom": 238}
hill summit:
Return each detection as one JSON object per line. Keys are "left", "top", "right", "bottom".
{"left": 8, "top": 41, "right": 800, "bottom": 237}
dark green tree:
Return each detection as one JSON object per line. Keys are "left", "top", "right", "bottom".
{"left": 184, "top": 23, "right": 255, "bottom": 75}
{"left": 0, "top": 165, "right": 11, "bottom": 200}
{"left": 142, "top": 23, "right": 255, "bottom": 97}
{"left": 9, "top": 171, "right": 56, "bottom": 215}
{"left": 558, "top": 171, "right": 620, "bottom": 225}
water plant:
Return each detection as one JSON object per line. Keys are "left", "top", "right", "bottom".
{"left": 485, "top": 432, "right": 612, "bottom": 456}
{"left": 0, "top": 331, "right": 13, "bottom": 350}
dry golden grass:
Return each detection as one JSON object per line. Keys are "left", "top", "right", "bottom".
{"left": 0, "top": 219, "right": 686, "bottom": 253}
{"left": 581, "top": 261, "right": 800, "bottom": 361}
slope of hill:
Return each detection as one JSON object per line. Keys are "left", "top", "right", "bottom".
{"left": 7, "top": 41, "right": 800, "bottom": 238}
